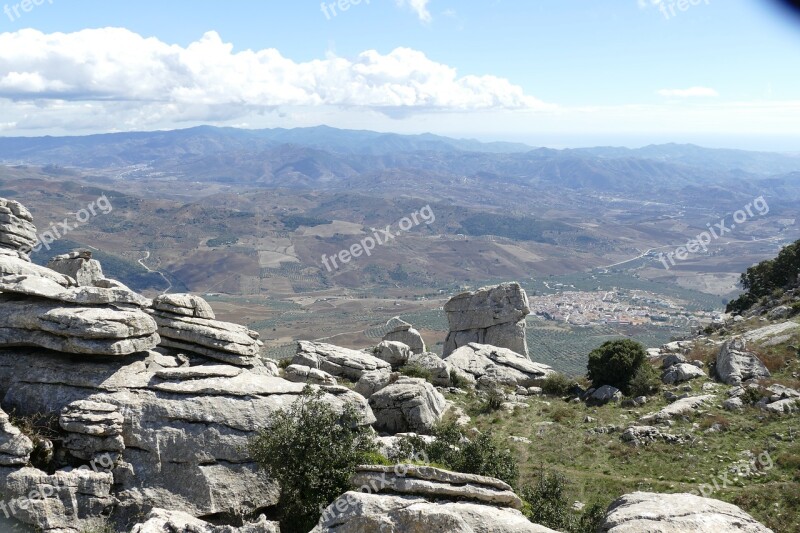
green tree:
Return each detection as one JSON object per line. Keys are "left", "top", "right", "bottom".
{"left": 247, "top": 387, "right": 378, "bottom": 533}
{"left": 587, "top": 339, "right": 648, "bottom": 394}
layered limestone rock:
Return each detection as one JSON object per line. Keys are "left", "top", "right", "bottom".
{"left": 47, "top": 251, "right": 105, "bottom": 287}
{"left": 0, "top": 197, "right": 37, "bottom": 256}
{"left": 382, "top": 317, "right": 426, "bottom": 354}
{"left": 717, "top": 337, "right": 771, "bottom": 385}
{"left": 0, "top": 348, "right": 375, "bottom": 525}
{"left": 640, "top": 395, "right": 715, "bottom": 424}
{"left": 0, "top": 406, "right": 33, "bottom": 466}
{"left": 662, "top": 363, "right": 706, "bottom": 385}
{"left": 131, "top": 508, "right": 280, "bottom": 533}
{"left": 445, "top": 343, "right": 553, "bottom": 388}
{"left": 373, "top": 340, "right": 412, "bottom": 369}
{"left": 60, "top": 400, "right": 126, "bottom": 462}
{"left": 151, "top": 293, "right": 263, "bottom": 366}
{"left": 313, "top": 465, "right": 556, "bottom": 532}
{"left": 443, "top": 282, "right": 530, "bottom": 357}
{"left": 293, "top": 341, "right": 391, "bottom": 381}
{"left": 407, "top": 352, "right": 451, "bottom": 387}
{"left": 369, "top": 377, "right": 447, "bottom": 434}
{"left": 600, "top": 491, "right": 773, "bottom": 532}
{"left": 284, "top": 364, "right": 338, "bottom": 386}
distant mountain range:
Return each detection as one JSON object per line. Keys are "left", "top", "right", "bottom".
{"left": 1, "top": 125, "right": 799, "bottom": 195}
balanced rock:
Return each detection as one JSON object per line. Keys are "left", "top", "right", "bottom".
{"left": 47, "top": 251, "right": 105, "bottom": 287}
{"left": 600, "top": 491, "right": 773, "bottom": 532}
{"left": 0, "top": 407, "right": 33, "bottom": 466}
{"left": 369, "top": 377, "right": 447, "bottom": 434}
{"left": 151, "top": 294, "right": 263, "bottom": 366}
{"left": 314, "top": 465, "right": 556, "bottom": 533}
{"left": 445, "top": 343, "right": 553, "bottom": 388}
{"left": 293, "top": 341, "right": 391, "bottom": 381}
{"left": 382, "top": 316, "right": 426, "bottom": 354}
{"left": 443, "top": 282, "right": 530, "bottom": 357}
{"left": 374, "top": 340, "right": 412, "bottom": 369}
{"left": 717, "top": 338, "right": 771, "bottom": 385}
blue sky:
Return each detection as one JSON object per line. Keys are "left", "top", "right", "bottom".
{"left": 1, "top": 0, "right": 799, "bottom": 149}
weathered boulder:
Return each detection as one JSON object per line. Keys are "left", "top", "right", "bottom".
{"left": 0, "top": 348, "right": 375, "bottom": 524}
{"left": 60, "top": 400, "right": 125, "bottom": 461}
{"left": 0, "top": 197, "right": 37, "bottom": 255}
{"left": 355, "top": 370, "right": 394, "bottom": 399}
{"left": 0, "top": 252, "right": 76, "bottom": 286}
{"left": 600, "top": 491, "right": 773, "bottom": 532}
{"left": 761, "top": 398, "right": 800, "bottom": 415}
{"left": 369, "top": 377, "right": 447, "bottom": 435}
{"left": 374, "top": 340, "right": 412, "bottom": 369}
{"left": 293, "top": 341, "right": 391, "bottom": 382}
{"left": 0, "top": 274, "right": 151, "bottom": 308}
{"left": 0, "top": 406, "right": 33, "bottom": 466}
{"left": 152, "top": 296, "right": 263, "bottom": 366}
{"left": 640, "top": 395, "right": 715, "bottom": 424}
{"left": 662, "top": 353, "right": 687, "bottom": 369}
{"left": 662, "top": 363, "right": 706, "bottom": 384}
{"left": 717, "top": 338, "right": 770, "bottom": 385}
{"left": 407, "top": 352, "right": 451, "bottom": 387}
{"left": 284, "top": 364, "right": 338, "bottom": 386}
{"left": 47, "top": 251, "right": 105, "bottom": 287}
{"left": 444, "top": 343, "right": 553, "bottom": 388}
{"left": 621, "top": 426, "right": 685, "bottom": 447}
{"left": 443, "top": 282, "right": 530, "bottom": 357}
{"left": 588, "top": 385, "right": 623, "bottom": 406}
{"left": 382, "top": 317, "right": 426, "bottom": 354}
{"left": 313, "top": 465, "right": 556, "bottom": 533}
{"left": 131, "top": 508, "right": 280, "bottom": 533}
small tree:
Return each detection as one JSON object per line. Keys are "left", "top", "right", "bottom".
{"left": 628, "top": 363, "right": 662, "bottom": 397}
{"left": 247, "top": 387, "right": 378, "bottom": 533}
{"left": 587, "top": 339, "right": 648, "bottom": 394}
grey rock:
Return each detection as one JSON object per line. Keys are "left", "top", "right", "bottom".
{"left": 717, "top": 338, "right": 771, "bottom": 385}
{"left": 0, "top": 274, "right": 151, "bottom": 307}
{"left": 662, "top": 353, "right": 687, "bottom": 369}
{"left": 723, "top": 397, "right": 744, "bottom": 411}
{"left": 284, "top": 364, "right": 338, "bottom": 386}
{"left": 354, "top": 370, "right": 393, "bottom": 399}
{"left": 641, "top": 395, "right": 716, "bottom": 423}
{"left": 589, "top": 385, "right": 623, "bottom": 406}
{"left": 767, "top": 305, "right": 792, "bottom": 320}
{"left": 444, "top": 343, "right": 553, "bottom": 388}
{"left": 47, "top": 251, "right": 105, "bottom": 287}
{"left": 443, "top": 282, "right": 530, "bottom": 357}
{"left": 131, "top": 508, "right": 280, "bottom": 533}
{"left": 600, "top": 491, "right": 773, "bottom": 532}
{"left": 383, "top": 317, "right": 426, "bottom": 354}
{"left": 761, "top": 398, "right": 799, "bottom": 415}
{"left": 293, "top": 341, "right": 391, "bottom": 381}
{"left": 406, "top": 352, "right": 451, "bottom": 387}
{"left": 662, "top": 363, "right": 706, "bottom": 384}
{"left": 0, "top": 407, "right": 33, "bottom": 466}
{"left": 0, "top": 253, "right": 76, "bottom": 287}
{"left": 621, "top": 426, "right": 684, "bottom": 446}
{"left": 369, "top": 377, "right": 447, "bottom": 435}
{"left": 153, "top": 293, "right": 216, "bottom": 320}
{"left": 374, "top": 340, "right": 412, "bottom": 369}
{"left": 0, "top": 198, "right": 37, "bottom": 255}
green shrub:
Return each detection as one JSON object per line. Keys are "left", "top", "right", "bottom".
{"left": 541, "top": 373, "right": 576, "bottom": 397}
{"left": 449, "top": 369, "right": 472, "bottom": 389}
{"left": 247, "top": 387, "right": 378, "bottom": 533}
{"left": 521, "top": 470, "right": 608, "bottom": 533}
{"left": 278, "top": 357, "right": 293, "bottom": 370}
{"left": 741, "top": 387, "right": 765, "bottom": 406}
{"left": 483, "top": 388, "right": 506, "bottom": 412}
{"left": 393, "top": 421, "right": 519, "bottom": 486}
{"left": 399, "top": 364, "right": 433, "bottom": 383}
{"left": 628, "top": 363, "right": 662, "bottom": 397}
{"left": 587, "top": 339, "right": 648, "bottom": 395}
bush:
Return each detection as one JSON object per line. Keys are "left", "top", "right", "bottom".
{"left": 399, "top": 364, "right": 433, "bottom": 383}
{"left": 393, "top": 421, "right": 518, "bottom": 486}
{"left": 521, "top": 470, "right": 608, "bottom": 533}
{"left": 247, "top": 387, "right": 378, "bottom": 533}
{"left": 628, "top": 363, "right": 662, "bottom": 397}
{"left": 483, "top": 388, "right": 506, "bottom": 412}
{"left": 741, "top": 387, "right": 765, "bottom": 405}
{"left": 449, "top": 369, "right": 472, "bottom": 389}
{"left": 541, "top": 373, "right": 576, "bottom": 397}
{"left": 587, "top": 339, "right": 648, "bottom": 395}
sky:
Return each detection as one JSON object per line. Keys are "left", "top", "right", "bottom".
{"left": 0, "top": 0, "right": 799, "bottom": 150}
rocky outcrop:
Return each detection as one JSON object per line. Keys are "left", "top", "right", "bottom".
{"left": 60, "top": 400, "right": 125, "bottom": 462}
{"left": 717, "top": 338, "right": 771, "bottom": 385}
{"left": 662, "top": 363, "right": 706, "bottom": 384}
{"left": 131, "top": 508, "right": 280, "bottom": 533}
{"left": 445, "top": 343, "right": 553, "bottom": 387}
{"left": 621, "top": 426, "right": 685, "bottom": 446}
{"left": 0, "top": 348, "right": 375, "bottom": 526}
{"left": 0, "top": 407, "right": 33, "bottom": 466}
{"left": 382, "top": 317, "right": 426, "bottom": 354}
{"left": 151, "top": 293, "right": 263, "bottom": 366}
{"left": 47, "top": 251, "right": 105, "bottom": 287}
{"left": 293, "top": 341, "right": 391, "bottom": 381}
{"left": 369, "top": 377, "right": 447, "bottom": 434}
{"left": 407, "top": 351, "right": 451, "bottom": 387}
{"left": 284, "top": 364, "right": 338, "bottom": 386}
{"left": 600, "top": 491, "right": 773, "bottom": 532}
{"left": 587, "top": 385, "right": 623, "bottom": 406}
{"left": 313, "top": 465, "right": 556, "bottom": 532}
{"left": 443, "top": 282, "right": 531, "bottom": 357}
{"left": 640, "top": 395, "right": 715, "bottom": 424}
{"left": 374, "top": 340, "right": 412, "bottom": 369}
{"left": 0, "top": 198, "right": 37, "bottom": 256}
{"left": 355, "top": 370, "right": 394, "bottom": 399}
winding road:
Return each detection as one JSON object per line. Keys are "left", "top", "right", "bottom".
{"left": 138, "top": 251, "right": 173, "bottom": 295}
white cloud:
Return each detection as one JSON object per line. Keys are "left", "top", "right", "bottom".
{"left": 657, "top": 86, "right": 720, "bottom": 98}
{"left": 0, "top": 28, "right": 544, "bottom": 128}
{"left": 395, "top": 0, "right": 432, "bottom": 23}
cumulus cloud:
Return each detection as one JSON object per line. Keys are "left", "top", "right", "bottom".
{"left": 395, "top": 0, "right": 432, "bottom": 23}
{"left": 0, "top": 28, "right": 543, "bottom": 125}
{"left": 657, "top": 87, "right": 719, "bottom": 98}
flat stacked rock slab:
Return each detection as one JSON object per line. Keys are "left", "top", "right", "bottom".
{"left": 293, "top": 340, "right": 391, "bottom": 381}
{"left": 445, "top": 342, "right": 554, "bottom": 388}
{"left": 0, "top": 197, "right": 37, "bottom": 255}
{"left": 443, "top": 282, "right": 531, "bottom": 357}
{"left": 313, "top": 465, "right": 556, "bottom": 532}
{"left": 600, "top": 492, "right": 773, "bottom": 532}
{"left": 151, "top": 293, "right": 264, "bottom": 366}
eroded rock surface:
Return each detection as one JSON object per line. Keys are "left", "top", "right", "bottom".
{"left": 445, "top": 342, "right": 553, "bottom": 388}
{"left": 717, "top": 338, "right": 771, "bottom": 385}
{"left": 369, "top": 377, "right": 446, "bottom": 434}
{"left": 382, "top": 317, "right": 426, "bottom": 354}
{"left": 293, "top": 341, "right": 391, "bottom": 381}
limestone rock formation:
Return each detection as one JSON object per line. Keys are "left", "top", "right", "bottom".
{"left": 284, "top": 364, "right": 338, "bottom": 386}
{"left": 151, "top": 293, "right": 263, "bottom": 366}
{"left": 0, "top": 407, "right": 33, "bottom": 466}
{"left": 407, "top": 351, "right": 451, "bottom": 387}
{"left": 293, "top": 340, "right": 391, "bottom": 381}
{"left": 445, "top": 343, "right": 553, "bottom": 388}
{"left": 382, "top": 317, "right": 426, "bottom": 354}
{"left": 717, "top": 338, "right": 771, "bottom": 385}
{"left": 369, "top": 377, "right": 447, "bottom": 434}
{"left": 131, "top": 508, "right": 280, "bottom": 533}
{"left": 60, "top": 400, "right": 126, "bottom": 462}
{"left": 662, "top": 362, "right": 706, "bottom": 384}
{"left": 443, "top": 282, "right": 530, "bottom": 357}
{"left": 600, "top": 491, "right": 773, "bottom": 532}
{"left": 0, "top": 197, "right": 37, "bottom": 256}
{"left": 640, "top": 395, "right": 715, "bottom": 424}
{"left": 588, "top": 385, "right": 623, "bottom": 406}
{"left": 354, "top": 370, "right": 394, "bottom": 399}
{"left": 373, "top": 340, "right": 412, "bottom": 369}
{"left": 47, "top": 251, "right": 105, "bottom": 287}
{"left": 313, "top": 465, "right": 556, "bottom": 532}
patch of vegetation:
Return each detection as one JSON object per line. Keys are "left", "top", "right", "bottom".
{"left": 520, "top": 469, "right": 608, "bottom": 533}
{"left": 483, "top": 388, "right": 506, "bottom": 412}
{"left": 460, "top": 213, "right": 567, "bottom": 243}
{"left": 628, "top": 363, "right": 662, "bottom": 397}
{"left": 207, "top": 234, "right": 239, "bottom": 247}
{"left": 587, "top": 339, "right": 648, "bottom": 395}
{"left": 281, "top": 215, "right": 332, "bottom": 231}
{"left": 449, "top": 369, "right": 472, "bottom": 389}
{"left": 399, "top": 364, "right": 433, "bottom": 383}
{"left": 541, "top": 373, "right": 577, "bottom": 397}
{"left": 248, "top": 387, "right": 378, "bottom": 533}
{"left": 727, "top": 239, "right": 800, "bottom": 314}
